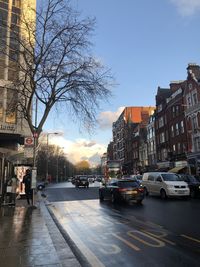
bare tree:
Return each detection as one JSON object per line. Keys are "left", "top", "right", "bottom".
{"left": 4, "top": 0, "right": 113, "bottom": 137}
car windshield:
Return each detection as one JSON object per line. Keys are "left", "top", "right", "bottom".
{"left": 79, "top": 176, "right": 87, "bottom": 180}
{"left": 162, "top": 173, "right": 182, "bottom": 181}
{"left": 118, "top": 181, "right": 139, "bottom": 188}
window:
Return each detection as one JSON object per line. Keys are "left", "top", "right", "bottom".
{"left": 158, "top": 117, "right": 164, "bottom": 128}
{"left": 171, "top": 125, "right": 174, "bottom": 137}
{"left": 148, "top": 175, "right": 155, "bottom": 181}
{"left": 5, "top": 88, "right": 17, "bottom": 124}
{"left": 172, "top": 106, "right": 175, "bottom": 118}
{"left": 0, "top": 9, "right": 8, "bottom": 24}
{"left": 194, "top": 137, "right": 200, "bottom": 151}
{"left": 187, "top": 96, "right": 192, "bottom": 107}
{"left": 180, "top": 121, "right": 184, "bottom": 133}
{"left": 175, "top": 123, "right": 179, "bottom": 135}
{"left": 192, "top": 116, "right": 197, "bottom": 130}
{"left": 160, "top": 132, "right": 165, "bottom": 143}
{"left": 173, "top": 144, "right": 176, "bottom": 152}
{"left": 177, "top": 143, "right": 181, "bottom": 153}
{"left": 193, "top": 93, "right": 198, "bottom": 105}
{"left": 12, "top": 0, "right": 21, "bottom": 8}
{"left": 157, "top": 104, "right": 162, "bottom": 112}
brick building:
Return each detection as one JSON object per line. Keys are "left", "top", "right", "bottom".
{"left": 183, "top": 64, "right": 200, "bottom": 175}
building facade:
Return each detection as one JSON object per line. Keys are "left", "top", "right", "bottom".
{"left": 112, "top": 106, "right": 155, "bottom": 174}
{"left": 0, "top": 0, "right": 36, "bottom": 199}
{"left": 183, "top": 64, "right": 200, "bottom": 175}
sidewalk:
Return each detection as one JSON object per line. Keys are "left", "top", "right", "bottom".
{"left": 0, "top": 193, "right": 81, "bottom": 267}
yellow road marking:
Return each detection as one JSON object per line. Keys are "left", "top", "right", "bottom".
{"left": 141, "top": 230, "right": 175, "bottom": 245}
{"left": 112, "top": 233, "right": 140, "bottom": 251}
{"left": 128, "top": 231, "right": 165, "bottom": 247}
{"left": 181, "top": 234, "right": 200, "bottom": 243}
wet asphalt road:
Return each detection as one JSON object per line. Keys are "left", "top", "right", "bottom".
{"left": 45, "top": 182, "right": 200, "bottom": 267}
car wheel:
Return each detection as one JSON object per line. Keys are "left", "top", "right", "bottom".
{"left": 190, "top": 190, "right": 196, "bottom": 198}
{"left": 144, "top": 187, "right": 149, "bottom": 196}
{"left": 99, "top": 191, "right": 104, "bottom": 201}
{"left": 160, "top": 189, "right": 167, "bottom": 199}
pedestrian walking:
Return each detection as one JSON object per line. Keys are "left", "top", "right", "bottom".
{"left": 22, "top": 169, "right": 33, "bottom": 205}
{"left": 7, "top": 175, "right": 19, "bottom": 206}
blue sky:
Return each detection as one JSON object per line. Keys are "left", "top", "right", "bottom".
{"left": 44, "top": 0, "right": 200, "bottom": 166}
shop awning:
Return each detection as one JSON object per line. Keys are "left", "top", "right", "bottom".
{"left": 168, "top": 166, "right": 187, "bottom": 173}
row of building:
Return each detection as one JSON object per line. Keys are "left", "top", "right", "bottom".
{"left": 105, "top": 63, "right": 200, "bottom": 176}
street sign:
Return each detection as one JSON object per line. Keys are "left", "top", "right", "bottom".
{"left": 24, "top": 137, "right": 34, "bottom": 146}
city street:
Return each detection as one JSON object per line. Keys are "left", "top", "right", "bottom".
{"left": 45, "top": 182, "right": 200, "bottom": 267}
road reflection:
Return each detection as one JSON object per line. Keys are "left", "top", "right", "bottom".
{"left": 48, "top": 199, "right": 200, "bottom": 267}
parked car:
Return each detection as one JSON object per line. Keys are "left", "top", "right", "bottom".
{"left": 99, "top": 178, "right": 145, "bottom": 204}
{"left": 71, "top": 177, "right": 76, "bottom": 185}
{"left": 141, "top": 172, "right": 190, "bottom": 199}
{"left": 131, "top": 174, "right": 143, "bottom": 182}
{"left": 179, "top": 174, "right": 200, "bottom": 198}
{"left": 75, "top": 176, "right": 89, "bottom": 188}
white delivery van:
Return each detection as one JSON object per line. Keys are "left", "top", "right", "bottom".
{"left": 142, "top": 172, "right": 190, "bottom": 199}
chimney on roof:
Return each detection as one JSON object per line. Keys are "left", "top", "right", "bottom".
{"left": 187, "top": 63, "right": 200, "bottom": 81}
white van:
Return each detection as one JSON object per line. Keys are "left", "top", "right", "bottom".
{"left": 142, "top": 172, "right": 190, "bottom": 199}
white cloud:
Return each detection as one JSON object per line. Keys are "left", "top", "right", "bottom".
{"left": 170, "top": 0, "right": 200, "bottom": 16}
{"left": 98, "top": 107, "right": 125, "bottom": 129}
{"left": 49, "top": 136, "right": 106, "bottom": 166}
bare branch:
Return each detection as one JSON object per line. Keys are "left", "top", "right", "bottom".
{"left": 6, "top": 0, "right": 114, "bottom": 137}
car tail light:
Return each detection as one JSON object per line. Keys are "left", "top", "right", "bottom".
{"left": 137, "top": 188, "right": 144, "bottom": 193}
{"left": 118, "top": 188, "right": 127, "bottom": 192}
